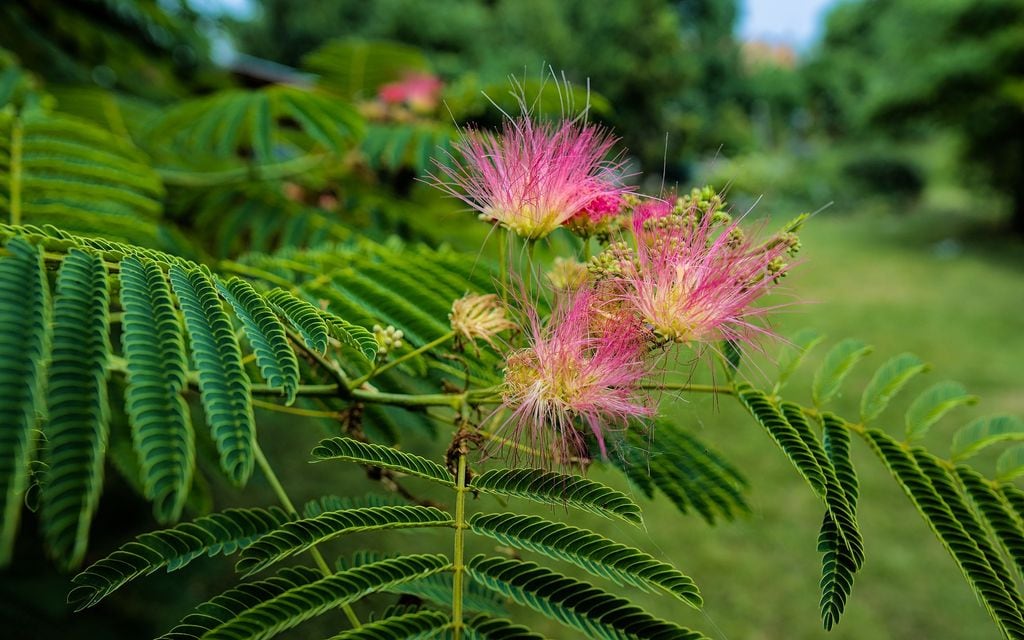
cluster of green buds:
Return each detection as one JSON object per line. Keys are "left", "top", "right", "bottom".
{"left": 372, "top": 324, "right": 405, "bottom": 361}
{"left": 762, "top": 213, "right": 808, "bottom": 282}
{"left": 587, "top": 241, "right": 636, "bottom": 280}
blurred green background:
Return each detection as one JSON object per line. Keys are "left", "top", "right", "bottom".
{"left": 0, "top": 0, "right": 1022, "bottom": 638}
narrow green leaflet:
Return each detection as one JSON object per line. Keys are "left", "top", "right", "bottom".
{"left": 774, "top": 328, "right": 825, "bottom": 393}
{"left": 997, "top": 445, "right": 1024, "bottom": 482}
{"left": 951, "top": 416, "right": 1024, "bottom": 461}
{"left": 0, "top": 237, "right": 50, "bottom": 566}
{"left": 311, "top": 437, "right": 454, "bottom": 486}
{"left": 40, "top": 250, "right": 111, "bottom": 570}
{"left": 859, "top": 353, "right": 928, "bottom": 423}
{"left": 812, "top": 338, "right": 873, "bottom": 406}
{"left": 905, "top": 381, "right": 978, "bottom": 441}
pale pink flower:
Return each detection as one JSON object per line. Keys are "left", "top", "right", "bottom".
{"left": 430, "top": 117, "right": 628, "bottom": 239}
{"left": 500, "top": 289, "right": 653, "bottom": 463}
{"left": 378, "top": 72, "right": 444, "bottom": 112}
{"left": 619, "top": 209, "right": 790, "bottom": 348}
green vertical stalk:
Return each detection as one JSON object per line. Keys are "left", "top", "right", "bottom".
{"left": 253, "top": 440, "right": 362, "bottom": 629}
{"left": 10, "top": 118, "right": 23, "bottom": 226}
{"left": 498, "top": 228, "right": 509, "bottom": 304}
{"left": 451, "top": 450, "right": 469, "bottom": 639}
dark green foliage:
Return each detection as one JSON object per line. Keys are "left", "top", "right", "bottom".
{"left": 321, "top": 307, "right": 379, "bottom": 363}
{"left": 362, "top": 122, "right": 459, "bottom": 175}
{"left": 864, "top": 429, "right": 1024, "bottom": 638}
{"left": 0, "top": 237, "right": 49, "bottom": 566}
{"left": 735, "top": 384, "right": 826, "bottom": 494}
{"left": 168, "top": 554, "right": 448, "bottom": 640}
{"left": 266, "top": 287, "right": 330, "bottom": 353}
{"left": 819, "top": 413, "right": 862, "bottom": 630}
{"left": 469, "top": 512, "right": 701, "bottom": 606}
{"left": 157, "top": 565, "right": 324, "bottom": 640}
{"left": 470, "top": 468, "right": 642, "bottom": 525}
{"left": 218, "top": 276, "right": 300, "bottom": 404}
{"left": 40, "top": 249, "right": 110, "bottom": 570}
{"left": 237, "top": 505, "right": 454, "bottom": 575}
{"left": 463, "top": 614, "right": 547, "bottom": 640}
{"left": 69, "top": 506, "right": 293, "bottom": 610}
{"left": 324, "top": 609, "right": 450, "bottom": 640}
{"left": 612, "top": 421, "right": 750, "bottom": 523}
{"left": 119, "top": 256, "right": 194, "bottom": 523}
{"left": 950, "top": 415, "right": 1024, "bottom": 461}
{"left": 956, "top": 466, "right": 1024, "bottom": 580}
{"left": 466, "top": 556, "right": 708, "bottom": 640}
{"left": 311, "top": 437, "right": 454, "bottom": 486}
{"left": 169, "top": 264, "right": 255, "bottom": 485}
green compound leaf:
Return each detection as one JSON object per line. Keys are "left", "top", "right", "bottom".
{"left": 266, "top": 287, "right": 329, "bottom": 353}
{"left": 812, "top": 338, "right": 873, "bottom": 406}
{"left": 237, "top": 505, "right": 454, "bottom": 576}
{"left": 156, "top": 565, "right": 323, "bottom": 639}
{"left": 40, "top": 249, "right": 111, "bottom": 570}
{"left": 997, "top": 445, "right": 1024, "bottom": 482}
{"left": 859, "top": 353, "right": 929, "bottom": 423}
{"left": 864, "top": 429, "right": 1024, "bottom": 638}
{"left": 169, "top": 264, "right": 255, "bottom": 486}
{"left": 217, "top": 277, "right": 300, "bottom": 404}
{"left": 324, "top": 609, "right": 450, "bottom": 639}
{"left": 119, "top": 256, "right": 194, "bottom": 524}
{"left": 951, "top": 415, "right": 1024, "bottom": 461}
{"left": 819, "top": 413, "right": 862, "bottom": 630}
{"left": 612, "top": 422, "right": 749, "bottom": 524}
{"left": 735, "top": 384, "right": 826, "bottom": 495}
{"left": 321, "top": 307, "right": 378, "bottom": 362}
{"left": 0, "top": 237, "right": 50, "bottom": 567}
{"left": 464, "top": 614, "right": 547, "bottom": 640}
{"left": 957, "top": 466, "right": 1024, "bottom": 580}
{"left": 168, "top": 554, "right": 449, "bottom": 640}
{"left": 311, "top": 437, "right": 453, "bottom": 486}
{"left": 466, "top": 556, "right": 708, "bottom": 640}
{"left": 905, "top": 381, "right": 978, "bottom": 441}
{"left": 470, "top": 468, "right": 642, "bottom": 526}
{"left": 69, "top": 506, "right": 293, "bottom": 610}
{"left": 774, "top": 328, "right": 825, "bottom": 393}
{"left": 469, "top": 512, "right": 701, "bottom": 607}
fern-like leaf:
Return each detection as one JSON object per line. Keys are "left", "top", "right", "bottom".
{"left": 956, "top": 466, "right": 1024, "bottom": 580}
{"left": 905, "top": 381, "right": 978, "bottom": 441}
{"left": 735, "top": 384, "right": 826, "bottom": 494}
{"left": 303, "top": 39, "right": 431, "bottom": 98}
{"left": 818, "top": 413, "right": 862, "bottom": 630}
{"left": 612, "top": 422, "right": 749, "bottom": 523}
{"left": 0, "top": 237, "right": 49, "bottom": 565}
{"left": 157, "top": 565, "right": 323, "bottom": 639}
{"left": 119, "top": 256, "right": 194, "bottom": 523}
{"left": 69, "top": 506, "right": 293, "bottom": 610}
{"left": 238, "top": 505, "right": 454, "bottom": 575}
{"left": 177, "top": 554, "right": 449, "bottom": 640}
{"left": 864, "top": 429, "right": 1024, "bottom": 637}
{"left": 464, "top": 614, "right": 547, "bottom": 640}
{"left": 266, "top": 287, "right": 329, "bottom": 353}
{"left": 169, "top": 264, "right": 255, "bottom": 485}
{"left": 773, "top": 328, "right": 825, "bottom": 393}
{"left": 325, "top": 609, "right": 450, "bottom": 639}
{"left": 469, "top": 512, "right": 701, "bottom": 607}
{"left": 471, "top": 468, "right": 642, "bottom": 525}
{"left": 218, "top": 276, "right": 300, "bottom": 404}
{"left": 40, "top": 249, "right": 110, "bottom": 569}
{"left": 950, "top": 415, "right": 1024, "bottom": 461}
{"left": 322, "top": 307, "right": 378, "bottom": 362}
{"left": 311, "top": 437, "right": 453, "bottom": 486}
{"left": 859, "top": 352, "right": 928, "bottom": 423}
{"left": 466, "top": 556, "right": 708, "bottom": 640}
{"left": 812, "top": 338, "right": 873, "bottom": 406}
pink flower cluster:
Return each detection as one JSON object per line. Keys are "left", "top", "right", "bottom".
{"left": 378, "top": 72, "right": 444, "bottom": 112}
{"left": 433, "top": 108, "right": 798, "bottom": 465}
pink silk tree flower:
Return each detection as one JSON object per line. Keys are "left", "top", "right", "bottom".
{"left": 500, "top": 289, "right": 653, "bottom": 464}
{"left": 620, "top": 209, "right": 791, "bottom": 349}
{"left": 378, "top": 72, "right": 444, "bottom": 112}
{"left": 430, "top": 117, "right": 628, "bottom": 240}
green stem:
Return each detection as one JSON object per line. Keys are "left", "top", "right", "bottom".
{"left": 253, "top": 439, "right": 361, "bottom": 628}
{"left": 451, "top": 450, "right": 468, "bottom": 639}
{"left": 10, "top": 118, "right": 22, "bottom": 226}
{"left": 350, "top": 330, "right": 455, "bottom": 388}
{"left": 525, "top": 238, "right": 537, "bottom": 297}
{"left": 639, "top": 382, "right": 734, "bottom": 395}
{"left": 499, "top": 228, "right": 509, "bottom": 304}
